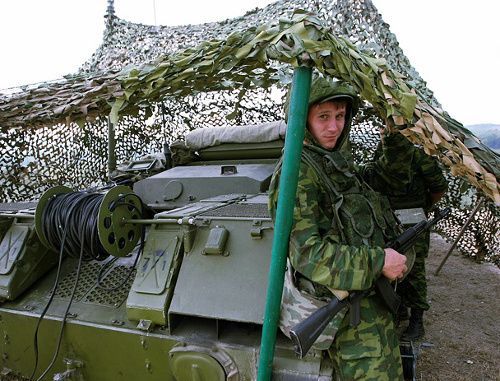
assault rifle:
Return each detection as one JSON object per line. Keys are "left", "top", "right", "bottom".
{"left": 289, "top": 207, "right": 451, "bottom": 358}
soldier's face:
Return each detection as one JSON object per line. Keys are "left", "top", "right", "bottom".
{"left": 307, "top": 101, "right": 347, "bottom": 149}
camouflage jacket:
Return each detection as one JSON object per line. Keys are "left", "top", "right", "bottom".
{"left": 268, "top": 129, "right": 414, "bottom": 349}
{"left": 360, "top": 143, "right": 448, "bottom": 211}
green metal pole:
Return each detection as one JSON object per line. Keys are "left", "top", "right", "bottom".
{"left": 257, "top": 66, "right": 312, "bottom": 380}
{"left": 108, "top": 115, "right": 117, "bottom": 178}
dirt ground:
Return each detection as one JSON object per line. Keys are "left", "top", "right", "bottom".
{"left": 400, "top": 233, "right": 500, "bottom": 381}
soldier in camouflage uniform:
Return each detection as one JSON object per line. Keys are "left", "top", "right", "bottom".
{"left": 360, "top": 138, "right": 448, "bottom": 341}
{"left": 268, "top": 76, "right": 415, "bottom": 380}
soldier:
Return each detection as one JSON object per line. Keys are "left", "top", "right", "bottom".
{"left": 268, "top": 75, "right": 415, "bottom": 380}
{"left": 361, "top": 135, "right": 448, "bottom": 340}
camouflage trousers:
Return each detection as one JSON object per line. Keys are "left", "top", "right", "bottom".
{"left": 397, "top": 231, "right": 431, "bottom": 310}
{"left": 327, "top": 293, "right": 403, "bottom": 381}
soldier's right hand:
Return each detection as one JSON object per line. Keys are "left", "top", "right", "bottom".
{"left": 382, "top": 248, "right": 408, "bottom": 281}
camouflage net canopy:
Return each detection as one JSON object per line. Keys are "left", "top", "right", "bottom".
{"left": 0, "top": 0, "right": 498, "bottom": 263}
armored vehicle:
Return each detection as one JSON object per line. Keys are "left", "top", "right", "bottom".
{"left": 0, "top": 121, "right": 339, "bottom": 380}
{"left": 2, "top": 2, "right": 498, "bottom": 379}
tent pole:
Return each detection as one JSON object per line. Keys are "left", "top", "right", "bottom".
{"left": 434, "top": 197, "right": 484, "bottom": 276}
{"left": 107, "top": 115, "right": 117, "bottom": 178}
{"left": 257, "top": 66, "right": 312, "bottom": 381}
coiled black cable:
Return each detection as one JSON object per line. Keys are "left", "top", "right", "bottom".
{"left": 41, "top": 192, "right": 109, "bottom": 261}
{"left": 30, "top": 189, "right": 145, "bottom": 379}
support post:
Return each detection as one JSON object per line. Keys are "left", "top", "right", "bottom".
{"left": 434, "top": 197, "right": 484, "bottom": 276}
{"left": 107, "top": 116, "right": 117, "bottom": 178}
{"left": 257, "top": 66, "right": 312, "bottom": 381}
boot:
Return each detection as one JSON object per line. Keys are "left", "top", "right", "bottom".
{"left": 400, "top": 308, "right": 425, "bottom": 341}
{"left": 394, "top": 305, "right": 409, "bottom": 328}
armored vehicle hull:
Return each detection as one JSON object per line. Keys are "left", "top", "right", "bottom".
{"left": 0, "top": 126, "right": 336, "bottom": 380}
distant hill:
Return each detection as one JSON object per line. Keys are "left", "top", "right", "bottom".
{"left": 465, "top": 124, "right": 500, "bottom": 153}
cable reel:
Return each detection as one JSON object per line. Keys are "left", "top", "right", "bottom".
{"left": 35, "top": 185, "right": 143, "bottom": 259}
{"left": 98, "top": 185, "right": 142, "bottom": 257}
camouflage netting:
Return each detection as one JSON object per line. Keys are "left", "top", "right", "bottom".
{"left": 0, "top": 0, "right": 498, "bottom": 263}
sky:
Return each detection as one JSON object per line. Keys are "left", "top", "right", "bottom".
{"left": 0, "top": 0, "right": 498, "bottom": 126}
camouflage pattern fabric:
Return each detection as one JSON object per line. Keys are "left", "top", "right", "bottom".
{"left": 356, "top": 129, "right": 420, "bottom": 193}
{"left": 361, "top": 144, "right": 448, "bottom": 311}
{"left": 267, "top": 78, "right": 418, "bottom": 379}
{"left": 269, "top": 136, "right": 414, "bottom": 380}
{"left": 327, "top": 294, "right": 403, "bottom": 380}
{"left": 109, "top": 152, "right": 167, "bottom": 183}
{"left": 361, "top": 142, "right": 449, "bottom": 212}
{"left": 397, "top": 231, "right": 431, "bottom": 310}
{"left": 280, "top": 259, "right": 348, "bottom": 350}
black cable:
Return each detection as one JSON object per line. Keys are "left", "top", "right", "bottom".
{"left": 37, "top": 238, "right": 85, "bottom": 381}
{"left": 30, "top": 191, "right": 88, "bottom": 381}
{"left": 28, "top": 230, "right": 66, "bottom": 381}
{"left": 41, "top": 192, "right": 109, "bottom": 261}
{"left": 30, "top": 190, "right": 144, "bottom": 379}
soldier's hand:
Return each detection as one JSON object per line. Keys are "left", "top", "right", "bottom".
{"left": 382, "top": 248, "right": 408, "bottom": 281}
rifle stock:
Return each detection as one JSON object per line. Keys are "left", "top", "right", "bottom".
{"left": 289, "top": 297, "right": 349, "bottom": 358}
{"left": 288, "top": 207, "right": 450, "bottom": 358}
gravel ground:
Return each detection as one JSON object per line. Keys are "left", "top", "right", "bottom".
{"left": 399, "top": 233, "right": 500, "bottom": 381}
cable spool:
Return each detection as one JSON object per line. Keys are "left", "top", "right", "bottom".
{"left": 399, "top": 341, "right": 416, "bottom": 380}
{"left": 35, "top": 185, "right": 142, "bottom": 260}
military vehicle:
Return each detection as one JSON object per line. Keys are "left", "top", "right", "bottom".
{"left": 0, "top": 120, "right": 343, "bottom": 380}
{"left": 2, "top": 0, "right": 498, "bottom": 378}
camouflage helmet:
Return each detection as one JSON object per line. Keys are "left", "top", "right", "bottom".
{"left": 308, "top": 76, "right": 360, "bottom": 115}
{"left": 284, "top": 75, "right": 360, "bottom": 122}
